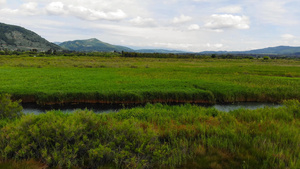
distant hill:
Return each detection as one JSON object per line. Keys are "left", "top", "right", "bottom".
{"left": 59, "top": 38, "right": 134, "bottom": 52}
{"left": 136, "top": 49, "right": 187, "bottom": 53}
{"left": 241, "top": 46, "right": 300, "bottom": 55}
{"left": 53, "top": 42, "right": 62, "bottom": 45}
{"left": 200, "top": 46, "right": 300, "bottom": 56}
{"left": 0, "top": 22, "right": 62, "bottom": 52}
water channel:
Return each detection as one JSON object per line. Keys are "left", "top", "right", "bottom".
{"left": 22, "top": 102, "right": 282, "bottom": 114}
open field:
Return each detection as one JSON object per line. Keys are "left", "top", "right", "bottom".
{"left": 0, "top": 101, "right": 299, "bottom": 169}
{"left": 0, "top": 55, "right": 299, "bottom": 104}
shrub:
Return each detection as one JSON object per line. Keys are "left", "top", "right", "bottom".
{"left": 0, "top": 94, "right": 23, "bottom": 119}
{"left": 263, "top": 56, "right": 270, "bottom": 60}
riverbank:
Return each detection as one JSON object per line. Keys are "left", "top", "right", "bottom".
{"left": 1, "top": 56, "right": 300, "bottom": 105}
{"left": 1, "top": 102, "right": 299, "bottom": 169}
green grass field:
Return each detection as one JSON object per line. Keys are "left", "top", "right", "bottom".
{"left": 0, "top": 55, "right": 299, "bottom": 104}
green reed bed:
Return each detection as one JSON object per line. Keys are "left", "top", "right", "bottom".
{"left": 0, "top": 100, "right": 299, "bottom": 169}
{"left": 0, "top": 56, "right": 299, "bottom": 104}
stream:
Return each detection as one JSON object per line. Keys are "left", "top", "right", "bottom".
{"left": 22, "top": 102, "right": 282, "bottom": 114}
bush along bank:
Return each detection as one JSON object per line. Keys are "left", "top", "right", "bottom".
{"left": 0, "top": 98, "right": 299, "bottom": 168}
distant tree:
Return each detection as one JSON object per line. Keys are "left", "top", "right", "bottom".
{"left": 263, "top": 56, "right": 270, "bottom": 60}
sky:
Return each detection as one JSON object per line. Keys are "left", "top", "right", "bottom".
{"left": 0, "top": 0, "right": 300, "bottom": 52}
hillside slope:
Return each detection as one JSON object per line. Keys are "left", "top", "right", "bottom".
{"left": 242, "top": 46, "right": 300, "bottom": 55}
{"left": 200, "top": 46, "right": 300, "bottom": 55}
{"left": 0, "top": 22, "right": 62, "bottom": 52}
{"left": 59, "top": 38, "right": 134, "bottom": 52}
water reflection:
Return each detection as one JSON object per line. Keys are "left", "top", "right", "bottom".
{"left": 212, "top": 102, "right": 282, "bottom": 112}
{"left": 22, "top": 102, "right": 282, "bottom": 114}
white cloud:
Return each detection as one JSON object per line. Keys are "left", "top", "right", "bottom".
{"left": 0, "top": 8, "right": 19, "bottom": 14}
{"left": 21, "top": 2, "right": 39, "bottom": 15}
{"left": 214, "top": 43, "right": 223, "bottom": 48}
{"left": 154, "top": 42, "right": 193, "bottom": 50}
{"left": 0, "top": 2, "right": 40, "bottom": 16}
{"left": 281, "top": 34, "right": 295, "bottom": 40}
{"left": 172, "top": 15, "right": 192, "bottom": 24}
{"left": 1, "top": 0, "right": 300, "bottom": 52}
{"left": 217, "top": 5, "right": 242, "bottom": 14}
{"left": 42, "top": 0, "right": 148, "bottom": 20}
{"left": 188, "top": 24, "right": 200, "bottom": 30}
{"left": 206, "top": 43, "right": 223, "bottom": 48}
{"left": 46, "top": 2, "right": 66, "bottom": 15}
{"left": 130, "top": 16, "right": 157, "bottom": 27}
{"left": 259, "top": 1, "right": 286, "bottom": 24}
{"left": 0, "top": 0, "right": 6, "bottom": 5}
{"left": 68, "top": 5, "right": 126, "bottom": 21}
{"left": 205, "top": 14, "right": 250, "bottom": 30}
{"left": 247, "top": 0, "right": 298, "bottom": 25}
{"left": 45, "top": 2, "right": 127, "bottom": 21}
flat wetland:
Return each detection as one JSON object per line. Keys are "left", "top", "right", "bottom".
{"left": 0, "top": 55, "right": 300, "bottom": 169}
{"left": 0, "top": 55, "right": 299, "bottom": 105}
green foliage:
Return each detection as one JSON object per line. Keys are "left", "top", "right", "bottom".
{"left": 0, "top": 94, "right": 23, "bottom": 119}
{"left": 0, "top": 104, "right": 299, "bottom": 169}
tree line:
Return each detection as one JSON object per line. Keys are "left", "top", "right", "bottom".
{"left": 0, "top": 49, "right": 298, "bottom": 59}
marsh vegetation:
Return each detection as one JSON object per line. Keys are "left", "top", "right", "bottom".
{"left": 0, "top": 95, "right": 299, "bottom": 169}
{"left": 0, "top": 55, "right": 299, "bottom": 168}
{"left": 0, "top": 55, "right": 299, "bottom": 105}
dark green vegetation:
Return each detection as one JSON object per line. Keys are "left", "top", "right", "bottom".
{"left": 0, "top": 95, "right": 299, "bottom": 169}
{"left": 0, "top": 22, "right": 62, "bottom": 52}
{"left": 59, "top": 38, "right": 134, "bottom": 52}
{"left": 0, "top": 55, "right": 299, "bottom": 105}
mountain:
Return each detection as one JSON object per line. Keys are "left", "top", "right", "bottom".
{"left": 136, "top": 49, "right": 188, "bottom": 53}
{"left": 59, "top": 38, "right": 134, "bottom": 52}
{"left": 200, "top": 46, "right": 300, "bottom": 56}
{"left": 241, "top": 46, "right": 300, "bottom": 55}
{"left": 0, "top": 22, "right": 62, "bottom": 51}
{"left": 53, "top": 42, "right": 62, "bottom": 45}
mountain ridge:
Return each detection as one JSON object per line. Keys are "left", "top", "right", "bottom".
{"left": 1, "top": 22, "right": 300, "bottom": 55}
{"left": 59, "top": 38, "right": 134, "bottom": 52}
{"left": 0, "top": 22, "right": 62, "bottom": 51}
{"left": 200, "top": 46, "right": 300, "bottom": 55}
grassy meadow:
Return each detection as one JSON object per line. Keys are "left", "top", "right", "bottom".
{"left": 0, "top": 55, "right": 299, "bottom": 104}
